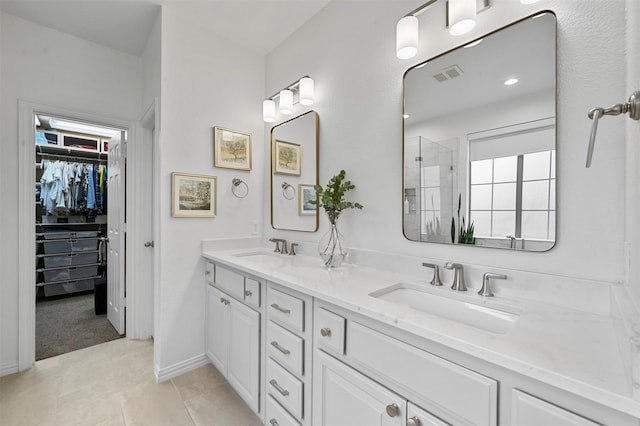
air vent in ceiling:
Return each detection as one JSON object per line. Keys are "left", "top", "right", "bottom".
{"left": 433, "top": 65, "right": 463, "bottom": 82}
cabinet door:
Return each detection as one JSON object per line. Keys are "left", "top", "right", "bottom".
{"left": 227, "top": 299, "right": 260, "bottom": 413}
{"left": 313, "top": 350, "right": 405, "bottom": 426}
{"left": 511, "top": 390, "right": 600, "bottom": 426}
{"left": 206, "top": 285, "right": 229, "bottom": 373}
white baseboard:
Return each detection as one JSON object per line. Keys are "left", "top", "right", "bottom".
{"left": 0, "top": 362, "right": 19, "bottom": 377}
{"left": 154, "top": 353, "right": 210, "bottom": 383}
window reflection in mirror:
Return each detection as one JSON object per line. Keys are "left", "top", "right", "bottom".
{"left": 270, "top": 111, "right": 319, "bottom": 232}
{"left": 402, "top": 11, "right": 556, "bottom": 251}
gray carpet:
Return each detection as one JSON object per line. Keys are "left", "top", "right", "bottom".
{"left": 36, "top": 291, "right": 122, "bottom": 360}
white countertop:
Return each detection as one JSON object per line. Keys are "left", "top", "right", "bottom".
{"left": 202, "top": 246, "right": 640, "bottom": 418}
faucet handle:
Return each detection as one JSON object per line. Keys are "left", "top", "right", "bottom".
{"left": 289, "top": 243, "right": 298, "bottom": 256}
{"left": 478, "top": 272, "right": 507, "bottom": 297}
{"left": 421, "top": 262, "right": 442, "bottom": 286}
{"left": 268, "top": 238, "right": 281, "bottom": 253}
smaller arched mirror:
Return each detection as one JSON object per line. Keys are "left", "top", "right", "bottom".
{"left": 271, "top": 111, "right": 319, "bottom": 231}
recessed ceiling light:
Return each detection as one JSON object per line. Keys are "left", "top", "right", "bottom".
{"left": 504, "top": 78, "right": 519, "bottom": 86}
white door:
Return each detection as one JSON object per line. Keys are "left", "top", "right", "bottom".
{"left": 313, "top": 350, "right": 405, "bottom": 426}
{"left": 227, "top": 299, "right": 260, "bottom": 413}
{"left": 107, "top": 130, "right": 125, "bottom": 334}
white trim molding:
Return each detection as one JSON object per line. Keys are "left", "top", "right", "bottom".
{"left": 154, "top": 354, "right": 210, "bottom": 383}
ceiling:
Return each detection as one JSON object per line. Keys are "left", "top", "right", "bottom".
{"left": 0, "top": 0, "right": 331, "bottom": 56}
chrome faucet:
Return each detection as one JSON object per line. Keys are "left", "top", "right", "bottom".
{"left": 421, "top": 262, "right": 442, "bottom": 286}
{"left": 478, "top": 272, "right": 507, "bottom": 297}
{"left": 444, "top": 262, "right": 466, "bottom": 291}
{"left": 289, "top": 243, "right": 298, "bottom": 256}
{"left": 507, "top": 235, "right": 516, "bottom": 249}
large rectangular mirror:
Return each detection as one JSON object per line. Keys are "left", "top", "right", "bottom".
{"left": 271, "top": 110, "right": 319, "bottom": 231}
{"left": 403, "top": 11, "right": 556, "bottom": 251}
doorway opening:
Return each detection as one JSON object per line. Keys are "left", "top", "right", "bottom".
{"left": 34, "top": 114, "right": 126, "bottom": 360}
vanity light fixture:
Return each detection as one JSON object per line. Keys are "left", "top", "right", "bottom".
{"left": 449, "top": 0, "right": 476, "bottom": 36}
{"left": 395, "top": 0, "right": 491, "bottom": 60}
{"left": 263, "top": 76, "right": 314, "bottom": 122}
{"left": 279, "top": 89, "right": 293, "bottom": 115}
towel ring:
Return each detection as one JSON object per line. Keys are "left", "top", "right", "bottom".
{"left": 282, "top": 182, "right": 295, "bottom": 200}
{"left": 232, "top": 178, "right": 249, "bottom": 198}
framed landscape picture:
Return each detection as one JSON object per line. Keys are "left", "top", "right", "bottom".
{"left": 214, "top": 126, "right": 252, "bottom": 170}
{"left": 274, "top": 140, "right": 301, "bottom": 176}
{"left": 298, "top": 184, "right": 317, "bottom": 216}
{"left": 171, "top": 172, "right": 217, "bottom": 218}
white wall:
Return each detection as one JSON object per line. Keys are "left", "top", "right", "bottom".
{"left": 0, "top": 12, "right": 142, "bottom": 373}
{"left": 155, "top": 7, "right": 265, "bottom": 373}
{"left": 264, "top": 0, "right": 629, "bottom": 289}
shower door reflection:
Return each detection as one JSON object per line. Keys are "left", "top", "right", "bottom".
{"left": 404, "top": 136, "right": 457, "bottom": 242}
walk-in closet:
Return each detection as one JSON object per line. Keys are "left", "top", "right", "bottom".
{"left": 34, "top": 115, "right": 122, "bottom": 360}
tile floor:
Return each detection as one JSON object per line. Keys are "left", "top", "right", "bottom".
{"left": 0, "top": 338, "right": 263, "bottom": 426}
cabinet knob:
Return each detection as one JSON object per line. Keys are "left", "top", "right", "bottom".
{"left": 245, "top": 290, "right": 253, "bottom": 297}
{"left": 386, "top": 403, "right": 400, "bottom": 417}
{"left": 220, "top": 297, "right": 230, "bottom": 305}
{"left": 407, "top": 416, "right": 422, "bottom": 426}
{"left": 269, "top": 419, "right": 280, "bottom": 426}
{"left": 205, "top": 270, "right": 211, "bottom": 275}
{"left": 320, "top": 327, "right": 331, "bottom": 337}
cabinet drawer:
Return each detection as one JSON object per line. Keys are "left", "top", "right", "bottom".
{"left": 214, "top": 265, "right": 245, "bottom": 301}
{"left": 315, "top": 308, "right": 346, "bottom": 355}
{"left": 268, "top": 321, "right": 304, "bottom": 376}
{"left": 205, "top": 262, "right": 214, "bottom": 284}
{"left": 244, "top": 277, "right": 261, "bottom": 308}
{"left": 408, "top": 402, "right": 451, "bottom": 426}
{"left": 266, "top": 395, "right": 301, "bottom": 426}
{"left": 267, "top": 358, "right": 304, "bottom": 419}
{"left": 268, "top": 287, "right": 304, "bottom": 332}
{"left": 511, "top": 390, "right": 600, "bottom": 426}
{"left": 349, "top": 322, "right": 497, "bottom": 426}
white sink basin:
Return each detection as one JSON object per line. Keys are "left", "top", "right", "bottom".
{"left": 369, "top": 283, "right": 521, "bottom": 334}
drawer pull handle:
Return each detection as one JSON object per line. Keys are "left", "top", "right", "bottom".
{"left": 269, "top": 420, "right": 280, "bottom": 426}
{"left": 270, "top": 341, "right": 291, "bottom": 355}
{"left": 270, "top": 303, "right": 291, "bottom": 314}
{"left": 320, "top": 327, "right": 331, "bottom": 337}
{"left": 407, "top": 416, "right": 422, "bottom": 426}
{"left": 220, "top": 297, "right": 230, "bottom": 305}
{"left": 269, "top": 379, "right": 290, "bottom": 397}
{"left": 385, "top": 403, "right": 399, "bottom": 417}
{"left": 245, "top": 290, "right": 253, "bottom": 297}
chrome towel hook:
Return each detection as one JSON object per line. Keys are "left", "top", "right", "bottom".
{"left": 586, "top": 91, "right": 640, "bottom": 168}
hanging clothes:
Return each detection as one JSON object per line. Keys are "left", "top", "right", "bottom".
{"left": 38, "top": 159, "right": 107, "bottom": 216}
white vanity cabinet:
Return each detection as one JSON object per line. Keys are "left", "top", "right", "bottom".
{"left": 205, "top": 262, "right": 262, "bottom": 415}
{"left": 313, "top": 302, "right": 496, "bottom": 426}
{"left": 265, "top": 283, "right": 313, "bottom": 426}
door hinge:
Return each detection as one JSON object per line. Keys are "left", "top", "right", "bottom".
{"left": 121, "top": 297, "right": 127, "bottom": 308}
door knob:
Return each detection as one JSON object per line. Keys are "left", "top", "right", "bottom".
{"left": 144, "top": 241, "right": 154, "bottom": 248}
{"left": 385, "top": 403, "right": 400, "bottom": 417}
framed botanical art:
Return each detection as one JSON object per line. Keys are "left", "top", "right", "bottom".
{"left": 298, "top": 184, "right": 317, "bottom": 216}
{"left": 274, "top": 140, "right": 301, "bottom": 176}
{"left": 214, "top": 126, "right": 252, "bottom": 170}
{"left": 171, "top": 172, "right": 217, "bottom": 218}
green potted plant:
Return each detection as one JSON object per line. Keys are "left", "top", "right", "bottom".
{"left": 310, "top": 170, "right": 363, "bottom": 267}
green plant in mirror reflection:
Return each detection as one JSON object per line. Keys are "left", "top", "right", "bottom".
{"left": 452, "top": 193, "right": 474, "bottom": 244}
